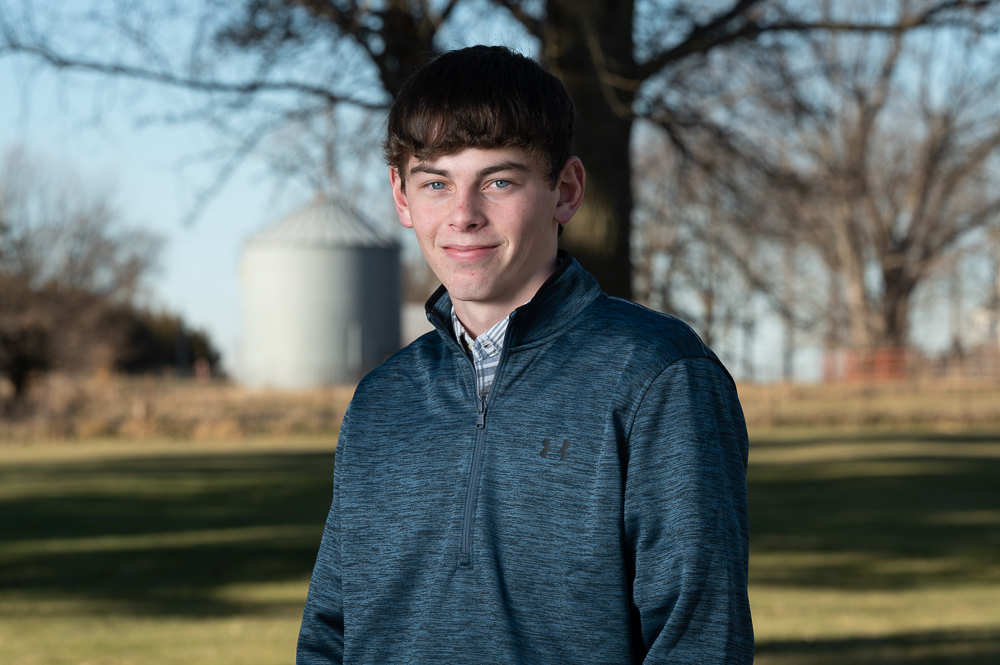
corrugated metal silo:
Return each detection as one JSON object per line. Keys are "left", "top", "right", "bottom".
{"left": 240, "top": 196, "right": 401, "bottom": 388}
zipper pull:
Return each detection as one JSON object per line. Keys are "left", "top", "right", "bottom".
{"left": 476, "top": 396, "right": 487, "bottom": 429}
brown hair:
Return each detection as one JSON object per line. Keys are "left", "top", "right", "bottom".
{"left": 384, "top": 45, "right": 575, "bottom": 188}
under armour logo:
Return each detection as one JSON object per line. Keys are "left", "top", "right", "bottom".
{"left": 540, "top": 438, "right": 571, "bottom": 461}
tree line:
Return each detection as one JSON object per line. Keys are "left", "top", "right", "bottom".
{"left": 0, "top": 147, "right": 219, "bottom": 406}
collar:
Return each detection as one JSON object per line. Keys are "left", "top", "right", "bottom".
{"left": 425, "top": 251, "right": 605, "bottom": 349}
{"left": 451, "top": 308, "right": 507, "bottom": 360}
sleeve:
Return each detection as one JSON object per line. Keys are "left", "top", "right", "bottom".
{"left": 296, "top": 417, "right": 348, "bottom": 664}
{"left": 624, "top": 357, "right": 754, "bottom": 664}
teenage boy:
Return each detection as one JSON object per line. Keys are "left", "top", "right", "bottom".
{"left": 297, "top": 45, "right": 753, "bottom": 664}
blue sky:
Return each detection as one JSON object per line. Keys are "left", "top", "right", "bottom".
{"left": 2, "top": 9, "right": 982, "bottom": 383}
{"left": 0, "top": 55, "right": 924, "bottom": 384}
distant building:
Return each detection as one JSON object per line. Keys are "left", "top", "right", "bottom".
{"left": 970, "top": 267, "right": 1000, "bottom": 347}
{"left": 240, "top": 196, "right": 400, "bottom": 388}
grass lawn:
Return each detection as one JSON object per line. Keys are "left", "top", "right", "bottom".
{"left": 0, "top": 438, "right": 337, "bottom": 665}
{"left": 749, "top": 428, "right": 1000, "bottom": 664}
{"left": 1, "top": 429, "right": 999, "bottom": 663}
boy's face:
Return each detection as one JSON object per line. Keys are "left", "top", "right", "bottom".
{"left": 391, "top": 146, "right": 584, "bottom": 316}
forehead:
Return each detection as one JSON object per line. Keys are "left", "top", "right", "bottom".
{"left": 404, "top": 146, "right": 545, "bottom": 177}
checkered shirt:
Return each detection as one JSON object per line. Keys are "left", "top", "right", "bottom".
{"left": 451, "top": 308, "right": 512, "bottom": 399}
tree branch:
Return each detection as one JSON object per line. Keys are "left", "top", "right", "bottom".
{"left": 636, "top": 0, "right": 999, "bottom": 81}
{"left": 2, "top": 39, "right": 389, "bottom": 109}
{"left": 579, "top": 15, "right": 639, "bottom": 120}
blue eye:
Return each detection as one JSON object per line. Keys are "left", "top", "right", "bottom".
{"left": 493, "top": 180, "right": 510, "bottom": 189}
{"left": 428, "top": 181, "right": 446, "bottom": 190}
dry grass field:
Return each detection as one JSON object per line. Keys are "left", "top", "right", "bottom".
{"left": 739, "top": 379, "right": 1000, "bottom": 430}
{"left": 1, "top": 376, "right": 999, "bottom": 663}
{"left": 0, "top": 374, "right": 358, "bottom": 442}
{"left": 5, "top": 372, "right": 1000, "bottom": 442}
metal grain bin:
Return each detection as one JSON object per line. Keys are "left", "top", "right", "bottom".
{"left": 240, "top": 196, "right": 401, "bottom": 388}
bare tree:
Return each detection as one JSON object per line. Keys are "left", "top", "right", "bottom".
{"left": 633, "top": 125, "right": 759, "bottom": 350}
{"left": 757, "top": 22, "right": 1000, "bottom": 350}
{"left": 5, "top": 0, "right": 996, "bottom": 301}
{"left": 0, "top": 146, "right": 162, "bottom": 400}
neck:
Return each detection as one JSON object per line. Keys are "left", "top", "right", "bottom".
{"left": 450, "top": 257, "right": 559, "bottom": 338}
{"left": 451, "top": 301, "right": 516, "bottom": 339}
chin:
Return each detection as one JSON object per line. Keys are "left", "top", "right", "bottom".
{"left": 443, "top": 281, "right": 498, "bottom": 304}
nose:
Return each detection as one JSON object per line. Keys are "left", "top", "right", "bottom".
{"left": 450, "top": 187, "right": 486, "bottom": 231}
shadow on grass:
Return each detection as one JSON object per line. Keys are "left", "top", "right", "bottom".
{"left": 3, "top": 427, "right": 999, "bottom": 652}
{"left": 756, "top": 629, "right": 1000, "bottom": 664}
{"left": 748, "top": 431, "right": 1000, "bottom": 589}
{"left": 0, "top": 449, "right": 335, "bottom": 617}
{"left": 752, "top": 428, "right": 1000, "bottom": 446}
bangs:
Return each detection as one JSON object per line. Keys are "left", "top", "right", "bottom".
{"left": 390, "top": 105, "right": 544, "bottom": 167}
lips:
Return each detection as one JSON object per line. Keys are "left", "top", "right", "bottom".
{"left": 443, "top": 244, "right": 498, "bottom": 261}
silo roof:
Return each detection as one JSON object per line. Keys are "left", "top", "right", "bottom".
{"left": 247, "top": 196, "right": 398, "bottom": 249}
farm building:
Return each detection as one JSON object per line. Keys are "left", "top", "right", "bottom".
{"left": 240, "top": 195, "right": 401, "bottom": 388}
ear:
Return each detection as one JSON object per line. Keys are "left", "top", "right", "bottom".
{"left": 389, "top": 166, "right": 413, "bottom": 228}
{"left": 553, "top": 157, "right": 586, "bottom": 226}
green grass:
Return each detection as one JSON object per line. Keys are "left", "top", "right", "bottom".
{"left": 1, "top": 430, "right": 999, "bottom": 663}
{"left": 0, "top": 438, "right": 337, "bottom": 665}
{"left": 749, "top": 429, "right": 1000, "bottom": 663}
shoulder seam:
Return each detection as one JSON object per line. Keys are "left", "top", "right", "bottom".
{"left": 624, "top": 356, "right": 737, "bottom": 443}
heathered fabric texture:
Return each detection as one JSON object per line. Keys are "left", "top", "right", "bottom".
{"left": 297, "top": 255, "right": 753, "bottom": 664}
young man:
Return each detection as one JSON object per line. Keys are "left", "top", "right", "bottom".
{"left": 297, "top": 45, "right": 753, "bottom": 664}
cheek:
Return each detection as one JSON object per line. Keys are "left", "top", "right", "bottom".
{"left": 413, "top": 229, "right": 432, "bottom": 249}
{"left": 412, "top": 226, "right": 439, "bottom": 255}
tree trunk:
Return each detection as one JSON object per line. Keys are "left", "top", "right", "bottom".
{"left": 881, "top": 265, "right": 915, "bottom": 349}
{"left": 782, "top": 247, "right": 796, "bottom": 380}
{"left": 298, "top": 0, "right": 439, "bottom": 99}
{"left": 832, "top": 206, "right": 878, "bottom": 349}
{"left": 372, "top": 1, "right": 441, "bottom": 97}
{"left": 542, "top": 0, "right": 635, "bottom": 300}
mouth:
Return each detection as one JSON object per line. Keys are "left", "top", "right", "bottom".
{"left": 443, "top": 244, "right": 498, "bottom": 261}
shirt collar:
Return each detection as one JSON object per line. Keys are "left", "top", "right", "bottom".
{"left": 451, "top": 308, "right": 510, "bottom": 361}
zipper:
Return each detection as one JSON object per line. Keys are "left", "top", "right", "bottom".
{"left": 476, "top": 396, "right": 487, "bottom": 428}
{"left": 459, "top": 418, "right": 487, "bottom": 566}
{"left": 457, "top": 317, "right": 514, "bottom": 568}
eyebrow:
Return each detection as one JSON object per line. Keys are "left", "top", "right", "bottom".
{"left": 408, "top": 160, "right": 532, "bottom": 179}
{"left": 477, "top": 160, "right": 531, "bottom": 178}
